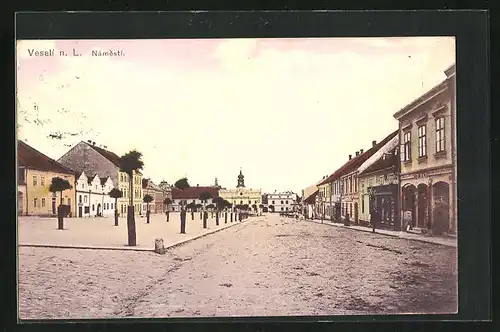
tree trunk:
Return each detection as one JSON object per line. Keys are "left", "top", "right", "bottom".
{"left": 58, "top": 191, "right": 64, "bottom": 229}
{"left": 225, "top": 212, "right": 227, "bottom": 223}
{"left": 203, "top": 211, "right": 208, "bottom": 228}
{"left": 166, "top": 211, "right": 170, "bottom": 222}
{"left": 180, "top": 209, "right": 186, "bottom": 234}
{"left": 127, "top": 175, "right": 136, "bottom": 246}
{"left": 215, "top": 212, "right": 219, "bottom": 225}
{"left": 114, "top": 198, "right": 119, "bottom": 226}
{"left": 146, "top": 203, "right": 150, "bottom": 223}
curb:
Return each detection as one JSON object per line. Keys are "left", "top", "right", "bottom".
{"left": 164, "top": 216, "right": 255, "bottom": 251}
{"left": 305, "top": 219, "right": 457, "bottom": 248}
{"left": 18, "top": 216, "right": 257, "bottom": 252}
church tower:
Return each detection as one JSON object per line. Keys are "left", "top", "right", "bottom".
{"left": 237, "top": 169, "right": 245, "bottom": 188}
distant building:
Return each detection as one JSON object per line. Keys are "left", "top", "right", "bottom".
{"left": 219, "top": 169, "right": 262, "bottom": 212}
{"left": 18, "top": 140, "right": 76, "bottom": 217}
{"left": 393, "top": 63, "right": 456, "bottom": 234}
{"left": 58, "top": 140, "right": 143, "bottom": 216}
{"left": 266, "top": 191, "right": 297, "bottom": 213}
{"left": 171, "top": 185, "right": 219, "bottom": 212}
{"left": 142, "top": 179, "right": 166, "bottom": 214}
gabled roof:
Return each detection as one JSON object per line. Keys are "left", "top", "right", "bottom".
{"left": 171, "top": 186, "right": 219, "bottom": 200}
{"left": 100, "top": 177, "right": 110, "bottom": 186}
{"left": 317, "top": 130, "right": 398, "bottom": 186}
{"left": 88, "top": 143, "right": 121, "bottom": 167}
{"left": 18, "top": 140, "right": 75, "bottom": 175}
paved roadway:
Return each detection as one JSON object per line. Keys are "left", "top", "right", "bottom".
{"left": 18, "top": 213, "right": 457, "bottom": 319}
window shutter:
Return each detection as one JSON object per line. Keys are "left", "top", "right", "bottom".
{"left": 400, "top": 144, "right": 405, "bottom": 162}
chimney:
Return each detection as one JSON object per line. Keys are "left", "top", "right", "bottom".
{"left": 372, "top": 140, "right": 377, "bottom": 147}
{"left": 360, "top": 149, "right": 364, "bottom": 154}
{"left": 92, "top": 141, "right": 96, "bottom": 146}
{"left": 349, "top": 155, "right": 352, "bottom": 160}
{"left": 355, "top": 151, "right": 360, "bottom": 156}
{"left": 87, "top": 140, "right": 92, "bottom": 144}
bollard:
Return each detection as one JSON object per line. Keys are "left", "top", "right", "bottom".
{"left": 203, "top": 211, "right": 208, "bottom": 228}
{"left": 225, "top": 212, "right": 228, "bottom": 223}
{"left": 216, "top": 212, "right": 219, "bottom": 226}
{"left": 230, "top": 212, "right": 233, "bottom": 222}
{"left": 180, "top": 210, "right": 187, "bottom": 234}
{"left": 154, "top": 238, "right": 166, "bottom": 254}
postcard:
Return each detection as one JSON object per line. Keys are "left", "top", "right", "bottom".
{"left": 16, "top": 36, "right": 457, "bottom": 319}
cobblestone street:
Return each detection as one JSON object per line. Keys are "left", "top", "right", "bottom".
{"left": 18, "top": 214, "right": 457, "bottom": 319}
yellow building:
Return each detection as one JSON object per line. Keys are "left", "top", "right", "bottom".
{"left": 117, "top": 170, "right": 143, "bottom": 216}
{"left": 218, "top": 170, "right": 262, "bottom": 212}
{"left": 18, "top": 141, "right": 76, "bottom": 217}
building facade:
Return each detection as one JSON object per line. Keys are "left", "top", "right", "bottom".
{"left": 266, "top": 191, "right": 296, "bottom": 213}
{"left": 58, "top": 140, "right": 143, "bottom": 216}
{"left": 75, "top": 171, "right": 115, "bottom": 218}
{"left": 218, "top": 170, "right": 262, "bottom": 212}
{"left": 357, "top": 135, "right": 399, "bottom": 228}
{"left": 393, "top": 63, "right": 456, "bottom": 235}
{"left": 142, "top": 179, "right": 166, "bottom": 214}
{"left": 18, "top": 141, "right": 77, "bottom": 217}
{"left": 171, "top": 186, "right": 219, "bottom": 212}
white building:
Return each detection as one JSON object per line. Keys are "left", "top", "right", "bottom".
{"left": 266, "top": 191, "right": 297, "bottom": 213}
{"left": 75, "top": 171, "right": 115, "bottom": 217}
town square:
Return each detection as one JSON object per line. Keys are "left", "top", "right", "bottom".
{"left": 16, "top": 37, "right": 457, "bottom": 319}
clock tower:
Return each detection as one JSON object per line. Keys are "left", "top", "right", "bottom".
{"left": 237, "top": 169, "right": 245, "bottom": 188}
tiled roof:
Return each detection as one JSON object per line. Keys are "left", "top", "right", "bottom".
{"left": 18, "top": 140, "right": 75, "bottom": 175}
{"left": 317, "top": 130, "right": 398, "bottom": 186}
{"left": 171, "top": 186, "right": 219, "bottom": 200}
{"left": 88, "top": 143, "right": 121, "bottom": 167}
{"left": 359, "top": 146, "right": 398, "bottom": 176}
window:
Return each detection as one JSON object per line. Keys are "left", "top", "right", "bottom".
{"left": 286, "top": 200, "right": 288, "bottom": 204}
{"left": 240, "top": 200, "right": 243, "bottom": 204}
{"left": 281, "top": 207, "right": 284, "bottom": 211}
{"left": 402, "top": 131, "right": 412, "bottom": 161}
{"left": 84, "top": 195, "right": 88, "bottom": 203}
{"left": 40, "top": 176, "right": 45, "bottom": 186}
{"left": 92, "top": 204, "right": 95, "bottom": 211}
{"left": 33, "top": 175, "right": 37, "bottom": 186}
{"left": 111, "top": 203, "right": 114, "bottom": 209}
{"left": 41, "top": 198, "right": 46, "bottom": 207}
{"left": 281, "top": 200, "right": 284, "bottom": 204}
{"left": 34, "top": 198, "right": 37, "bottom": 207}
{"left": 81, "top": 183, "right": 84, "bottom": 189}
{"left": 436, "top": 117, "right": 445, "bottom": 153}
{"left": 95, "top": 185, "right": 98, "bottom": 190}
{"left": 272, "top": 200, "right": 275, "bottom": 204}
{"left": 361, "top": 196, "right": 364, "bottom": 213}
{"left": 79, "top": 195, "right": 82, "bottom": 203}
{"left": 350, "top": 203, "right": 352, "bottom": 216}
{"left": 418, "top": 125, "right": 427, "bottom": 157}
{"left": 286, "top": 207, "right": 289, "bottom": 211}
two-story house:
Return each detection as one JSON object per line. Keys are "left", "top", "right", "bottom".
{"left": 58, "top": 140, "right": 143, "bottom": 217}
{"left": 357, "top": 134, "right": 399, "bottom": 228}
{"left": 142, "top": 179, "right": 166, "bottom": 214}
{"left": 393, "top": 63, "right": 456, "bottom": 235}
{"left": 18, "top": 140, "right": 76, "bottom": 217}
{"left": 340, "top": 132, "right": 398, "bottom": 224}
{"left": 266, "top": 191, "right": 297, "bottom": 213}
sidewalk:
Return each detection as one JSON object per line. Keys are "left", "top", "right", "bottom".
{"left": 306, "top": 218, "right": 457, "bottom": 248}
{"left": 18, "top": 213, "right": 258, "bottom": 252}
